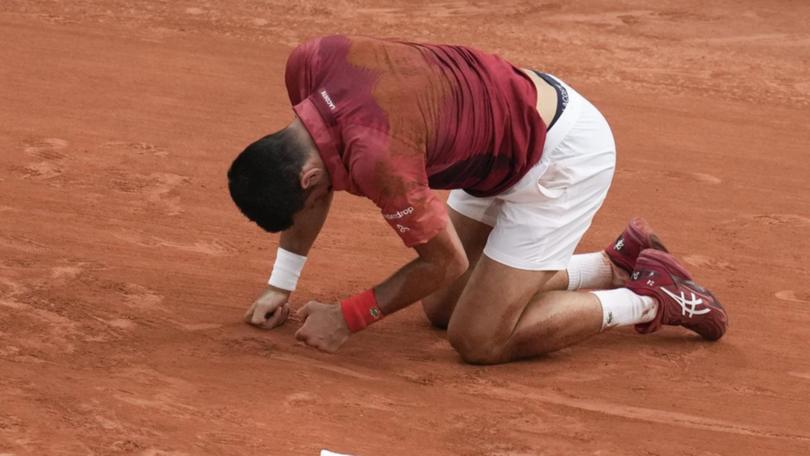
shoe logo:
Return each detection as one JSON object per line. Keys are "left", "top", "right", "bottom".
{"left": 632, "top": 271, "right": 640, "bottom": 280}
{"left": 615, "top": 238, "right": 625, "bottom": 251}
{"left": 660, "top": 287, "right": 710, "bottom": 318}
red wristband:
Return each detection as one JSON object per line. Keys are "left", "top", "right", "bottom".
{"left": 340, "top": 289, "right": 384, "bottom": 333}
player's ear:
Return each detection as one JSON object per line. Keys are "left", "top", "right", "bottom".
{"left": 299, "top": 166, "right": 323, "bottom": 190}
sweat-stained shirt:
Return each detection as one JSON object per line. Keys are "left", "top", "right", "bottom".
{"left": 285, "top": 35, "right": 545, "bottom": 247}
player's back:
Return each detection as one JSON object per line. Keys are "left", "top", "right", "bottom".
{"left": 285, "top": 35, "right": 545, "bottom": 197}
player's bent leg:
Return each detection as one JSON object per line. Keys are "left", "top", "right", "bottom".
{"left": 445, "top": 75, "right": 640, "bottom": 361}
{"left": 447, "top": 254, "right": 604, "bottom": 364}
{"left": 551, "top": 252, "right": 616, "bottom": 291}
{"left": 554, "top": 217, "right": 671, "bottom": 292}
{"left": 514, "top": 247, "right": 644, "bottom": 297}
{"left": 421, "top": 207, "right": 493, "bottom": 328}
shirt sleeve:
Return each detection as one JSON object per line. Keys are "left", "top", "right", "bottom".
{"left": 285, "top": 38, "right": 321, "bottom": 106}
{"left": 344, "top": 126, "right": 448, "bottom": 247}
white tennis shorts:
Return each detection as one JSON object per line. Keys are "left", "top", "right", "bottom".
{"left": 447, "top": 75, "right": 616, "bottom": 271}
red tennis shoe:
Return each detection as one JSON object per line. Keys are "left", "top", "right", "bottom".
{"left": 627, "top": 249, "right": 728, "bottom": 341}
{"left": 605, "top": 217, "right": 668, "bottom": 273}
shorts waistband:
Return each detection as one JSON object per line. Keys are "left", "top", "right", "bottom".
{"left": 534, "top": 73, "right": 585, "bottom": 157}
{"left": 533, "top": 71, "right": 569, "bottom": 130}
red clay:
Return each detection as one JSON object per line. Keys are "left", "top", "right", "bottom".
{"left": 1, "top": 1, "right": 809, "bottom": 455}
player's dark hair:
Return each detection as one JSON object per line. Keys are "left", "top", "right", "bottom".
{"left": 227, "top": 129, "right": 307, "bottom": 232}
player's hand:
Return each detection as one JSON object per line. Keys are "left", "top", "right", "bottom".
{"left": 243, "top": 287, "right": 291, "bottom": 329}
{"left": 294, "top": 301, "right": 350, "bottom": 353}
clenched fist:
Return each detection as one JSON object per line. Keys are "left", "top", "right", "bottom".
{"left": 295, "top": 301, "right": 351, "bottom": 352}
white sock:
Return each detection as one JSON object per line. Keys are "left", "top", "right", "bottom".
{"left": 567, "top": 252, "right": 613, "bottom": 291}
{"left": 591, "top": 288, "right": 658, "bottom": 331}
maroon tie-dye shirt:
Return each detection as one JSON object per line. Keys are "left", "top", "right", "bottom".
{"left": 286, "top": 35, "right": 544, "bottom": 246}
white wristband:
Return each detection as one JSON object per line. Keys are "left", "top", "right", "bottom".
{"left": 268, "top": 248, "right": 307, "bottom": 291}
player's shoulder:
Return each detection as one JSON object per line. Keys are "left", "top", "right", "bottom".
{"left": 288, "top": 35, "right": 350, "bottom": 60}
{"left": 286, "top": 35, "right": 359, "bottom": 81}
{"left": 289, "top": 35, "right": 398, "bottom": 60}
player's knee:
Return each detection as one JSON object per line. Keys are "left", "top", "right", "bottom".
{"left": 447, "top": 326, "right": 504, "bottom": 365}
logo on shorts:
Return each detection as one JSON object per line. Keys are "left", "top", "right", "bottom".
{"left": 320, "top": 89, "right": 336, "bottom": 111}
{"left": 383, "top": 207, "right": 414, "bottom": 220}
{"left": 396, "top": 224, "right": 411, "bottom": 233}
{"left": 559, "top": 87, "right": 570, "bottom": 109}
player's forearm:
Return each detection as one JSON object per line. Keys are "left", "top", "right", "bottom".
{"left": 373, "top": 254, "right": 468, "bottom": 315}
{"left": 268, "top": 192, "right": 332, "bottom": 294}
{"left": 373, "top": 222, "right": 468, "bottom": 314}
{"left": 279, "top": 191, "right": 333, "bottom": 255}
{"left": 337, "top": 221, "right": 466, "bottom": 333}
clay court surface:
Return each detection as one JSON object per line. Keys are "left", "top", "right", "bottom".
{"left": 2, "top": 0, "right": 810, "bottom": 454}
